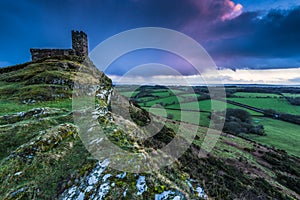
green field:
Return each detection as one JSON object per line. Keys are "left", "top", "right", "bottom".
{"left": 140, "top": 96, "right": 184, "bottom": 107}
{"left": 166, "top": 99, "right": 216, "bottom": 112}
{"left": 282, "top": 93, "right": 300, "bottom": 97}
{"left": 117, "top": 91, "right": 139, "bottom": 98}
{"left": 177, "top": 93, "right": 200, "bottom": 98}
{"left": 234, "top": 92, "right": 282, "bottom": 98}
{"left": 118, "top": 89, "right": 185, "bottom": 101}
{"left": 244, "top": 117, "right": 300, "bottom": 157}
{"left": 118, "top": 87, "right": 300, "bottom": 157}
{"left": 166, "top": 99, "right": 263, "bottom": 115}
{"left": 137, "top": 96, "right": 158, "bottom": 102}
{"left": 119, "top": 88, "right": 299, "bottom": 116}
{"left": 145, "top": 88, "right": 183, "bottom": 94}
{"left": 143, "top": 107, "right": 210, "bottom": 127}
{"left": 228, "top": 97, "right": 300, "bottom": 115}
{"left": 151, "top": 91, "right": 173, "bottom": 97}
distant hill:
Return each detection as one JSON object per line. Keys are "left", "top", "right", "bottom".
{"left": 0, "top": 57, "right": 299, "bottom": 199}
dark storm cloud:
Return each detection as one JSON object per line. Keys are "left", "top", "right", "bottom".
{"left": 204, "top": 6, "right": 300, "bottom": 68}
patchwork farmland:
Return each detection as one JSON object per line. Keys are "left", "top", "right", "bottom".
{"left": 117, "top": 85, "right": 300, "bottom": 157}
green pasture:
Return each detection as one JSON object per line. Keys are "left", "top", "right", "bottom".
{"left": 143, "top": 107, "right": 210, "bottom": 127}
{"left": 234, "top": 92, "right": 282, "bottom": 98}
{"left": 119, "top": 89, "right": 182, "bottom": 99}
{"left": 228, "top": 97, "right": 300, "bottom": 115}
{"left": 244, "top": 117, "right": 300, "bottom": 157}
{"left": 118, "top": 91, "right": 139, "bottom": 98}
{"left": 178, "top": 93, "right": 201, "bottom": 98}
{"left": 166, "top": 100, "right": 263, "bottom": 115}
{"left": 282, "top": 93, "right": 300, "bottom": 97}
{"left": 150, "top": 91, "right": 175, "bottom": 97}
{"left": 140, "top": 96, "right": 184, "bottom": 107}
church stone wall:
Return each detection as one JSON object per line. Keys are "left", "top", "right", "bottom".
{"left": 30, "top": 30, "right": 88, "bottom": 61}
{"left": 30, "top": 49, "right": 75, "bottom": 61}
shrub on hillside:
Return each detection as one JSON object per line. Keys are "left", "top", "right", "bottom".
{"left": 167, "top": 113, "right": 174, "bottom": 119}
{"left": 287, "top": 97, "right": 300, "bottom": 106}
{"left": 226, "top": 108, "right": 251, "bottom": 123}
{"left": 212, "top": 108, "right": 265, "bottom": 136}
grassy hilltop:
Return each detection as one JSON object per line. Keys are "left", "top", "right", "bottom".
{"left": 0, "top": 57, "right": 299, "bottom": 199}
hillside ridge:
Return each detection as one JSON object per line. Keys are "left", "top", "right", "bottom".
{"left": 0, "top": 58, "right": 299, "bottom": 199}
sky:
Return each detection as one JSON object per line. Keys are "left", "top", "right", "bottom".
{"left": 0, "top": 0, "right": 300, "bottom": 85}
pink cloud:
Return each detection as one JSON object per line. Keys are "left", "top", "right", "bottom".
{"left": 221, "top": 0, "right": 243, "bottom": 21}
{"left": 188, "top": 0, "right": 243, "bottom": 21}
{"left": 181, "top": 0, "right": 244, "bottom": 41}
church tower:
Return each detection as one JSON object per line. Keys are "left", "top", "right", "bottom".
{"left": 72, "top": 31, "right": 88, "bottom": 57}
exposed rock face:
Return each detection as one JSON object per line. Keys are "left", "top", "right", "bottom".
{"left": 60, "top": 159, "right": 110, "bottom": 200}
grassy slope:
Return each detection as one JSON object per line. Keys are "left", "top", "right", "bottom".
{"left": 245, "top": 117, "right": 300, "bottom": 157}
{"left": 0, "top": 58, "right": 111, "bottom": 199}
{"left": 231, "top": 92, "right": 300, "bottom": 157}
